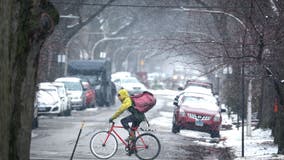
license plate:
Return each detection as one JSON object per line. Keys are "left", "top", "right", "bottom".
{"left": 38, "top": 107, "right": 46, "bottom": 112}
{"left": 195, "top": 120, "right": 204, "bottom": 126}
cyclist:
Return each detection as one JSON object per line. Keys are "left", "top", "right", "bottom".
{"left": 109, "top": 88, "right": 145, "bottom": 141}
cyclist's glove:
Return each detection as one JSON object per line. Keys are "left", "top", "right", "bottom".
{"left": 108, "top": 118, "right": 113, "bottom": 123}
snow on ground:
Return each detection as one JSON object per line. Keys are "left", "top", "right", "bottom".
{"left": 150, "top": 112, "right": 284, "bottom": 159}
{"left": 150, "top": 89, "right": 284, "bottom": 160}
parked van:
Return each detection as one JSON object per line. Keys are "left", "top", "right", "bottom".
{"left": 55, "top": 77, "right": 86, "bottom": 110}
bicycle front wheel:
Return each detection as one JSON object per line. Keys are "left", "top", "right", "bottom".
{"left": 134, "top": 133, "right": 161, "bottom": 160}
{"left": 90, "top": 131, "right": 118, "bottom": 159}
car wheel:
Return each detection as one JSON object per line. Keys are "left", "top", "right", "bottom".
{"left": 92, "top": 102, "right": 96, "bottom": 108}
{"left": 105, "top": 101, "right": 110, "bottom": 107}
{"left": 64, "top": 109, "right": 71, "bottom": 116}
{"left": 172, "top": 114, "right": 180, "bottom": 133}
{"left": 210, "top": 130, "right": 220, "bottom": 138}
{"left": 111, "top": 95, "right": 115, "bottom": 105}
{"left": 96, "top": 99, "right": 104, "bottom": 107}
{"left": 172, "top": 123, "right": 180, "bottom": 133}
{"left": 32, "top": 117, "right": 38, "bottom": 129}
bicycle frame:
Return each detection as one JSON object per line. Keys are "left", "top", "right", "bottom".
{"left": 103, "top": 123, "right": 146, "bottom": 149}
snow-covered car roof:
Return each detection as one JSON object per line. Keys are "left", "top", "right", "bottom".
{"left": 179, "top": 93, "right": 220, "bottom": 112}
{"left": 38, "top": 82, "right": 56, "bottom": 90}
{"left": 55, "top": 77, "right": 82, "bottom": 82}
{"left": 184, "top": 86, "right": 213, "bottom": 96}
{"left": 111, "top": 72, "right": 131, "bottom": 81}
{"left": 178, "top": 91, "right": 218, "bottom": 105}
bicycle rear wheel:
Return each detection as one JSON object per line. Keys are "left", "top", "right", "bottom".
{"left": 90, "top": 131, "right": 118, "bottom": 159}
{"left": 134, "top": 133, "right": 161, "bottom": 160}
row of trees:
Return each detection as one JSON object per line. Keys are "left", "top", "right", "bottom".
{"left": 184, "top": 0, "right": 284, "bottom": 154}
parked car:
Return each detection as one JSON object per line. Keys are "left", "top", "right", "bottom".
{"left": 82, "top": 81, "right": 96, "bottom": 108}
{"left": 111, "top": 71, "right": 132, "bottom": 81}
{"left": 36, "top": 82, "right": 69, "bottom": 116}
{"left": 183, "top": 80, "right": 213, "bottom": 90}
{"left": 55, "top": 77, "right": 86, "bottom": 110}
{"left": 52, "top": 82, "right": 72, "bottom": 116}
{"left": 172, "top": 92, "right": 225, "bottom": 138}
{"left": 32, "top": 97, "right": 39, "bottom": 129}
{"left": 112, "top": 76, "right": 147, "bottom": 95}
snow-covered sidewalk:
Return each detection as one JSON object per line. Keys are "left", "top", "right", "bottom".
{"left": 222, "top": 126, "right": 282, "bottom": 159}
{"left": 151, "top": 89, "right": 284, "bottom": 159}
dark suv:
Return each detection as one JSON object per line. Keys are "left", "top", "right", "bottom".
{"left": 172, "top": 92, "right": 224, "bottom": 138}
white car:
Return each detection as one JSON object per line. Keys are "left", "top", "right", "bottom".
{"left": 111, "top": 72, "right": 131, "bottom": 81}
{"left": 112, "top": 76, "right": 147, "bottom": 95}
{"left": 52, "top": 82, "right": 71, "bottom": 116}
{"left": 55, "top": 77, "right": 85, "bottom": 110}
{"left": 36, "top": 82, "right": 68, "bottom": 116}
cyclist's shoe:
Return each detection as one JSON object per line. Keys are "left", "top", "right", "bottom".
{"left": 127, "top": 149, "right": 135, "bottom": 156}
{"left": 126, "top": 144, "right": 136, "bottom": 156}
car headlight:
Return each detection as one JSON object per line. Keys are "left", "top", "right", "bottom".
{"left": 179, "top": 108, "right": 186, "bottom": 116}
{"left": 213, "top": 114, "right": 221, "bottom": 122}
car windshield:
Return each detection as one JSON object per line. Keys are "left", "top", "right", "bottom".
{"left": 121, "top": 78, "right": 139, "bottom": 83}
{"left": 80, "top": 75, "right": 101, "bottom": 86}
{"left": 57, "top": 87, "right": 65, "bottom": 97}
{"left": 182, "top": 96, "right": 211, "bottom": 104}
{"left": 63, "top": 82, "right": 82, "bottom": 91}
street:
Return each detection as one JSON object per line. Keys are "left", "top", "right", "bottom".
{"left": 30, "top": 93, "right": 234, "bottom": 160}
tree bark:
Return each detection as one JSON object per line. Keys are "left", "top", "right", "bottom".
{"left": 0, "top": 0, "right": 58, "bottom": 160}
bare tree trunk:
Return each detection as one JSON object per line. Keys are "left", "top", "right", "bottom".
{"left": 0, "top": 1, "right": 58, "bottom": 160}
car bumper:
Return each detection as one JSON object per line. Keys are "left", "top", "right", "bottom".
{"left": 38, "top": 105, "right": 60, "bottom": 115}
{"left": 176, "top": 116, "right": 221, "bottom": 132}
{"left": 70, "top": 99, "right": 83, "bottom": 109}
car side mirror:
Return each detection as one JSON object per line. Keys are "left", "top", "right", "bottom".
{"left": 221, "top": 108, "right": 226, "bottom": 112}
{"left": 177, "top": 87, "right": 184, "bottom": 91}
{"left": 173, "top": 101, "right": 178, "bottom": 106}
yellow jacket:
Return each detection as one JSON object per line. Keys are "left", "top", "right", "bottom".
{"left": 111, "top": 89, "right": 133, "bottom": 120}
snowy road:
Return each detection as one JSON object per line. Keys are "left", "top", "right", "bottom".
{"left": 30, "top": 91, "right": 234, "bottom": 160}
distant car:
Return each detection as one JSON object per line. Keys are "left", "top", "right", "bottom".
{"left": 55, "top": 77, "right": 86, "bottom": 110}
{"left": 179, "top": 80, "right": 219, "bottom": 105}
{"left": 172, "top": 92, "right": 225, "bottom": 138}
{"left": 112, "top": 76, "right": 147, "bottom": 95}
{"left": 82, "top": 81, "right": 96, "bottom": 108}
{"left": 111, "top": 72, "right": 132, "bottom": 81}
{"left": 36, "top": 82, "right": 69, "bottom": 116}
{"left": 183, "top": 80, "right": 213, "bottom": 90}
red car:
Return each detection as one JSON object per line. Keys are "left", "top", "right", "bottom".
{"left": 172, "top": 92, "right": 224, "bottom": 138}
{"left": 82, "top": 81, "right": 96, "bottom": 108}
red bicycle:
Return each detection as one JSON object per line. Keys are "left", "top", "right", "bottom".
{"left": 90, "top": 122, "right": 161, "bottom": 160}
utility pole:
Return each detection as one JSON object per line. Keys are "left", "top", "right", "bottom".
{"left": 247, "top": 79, "right": 253, "bottom": 136}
